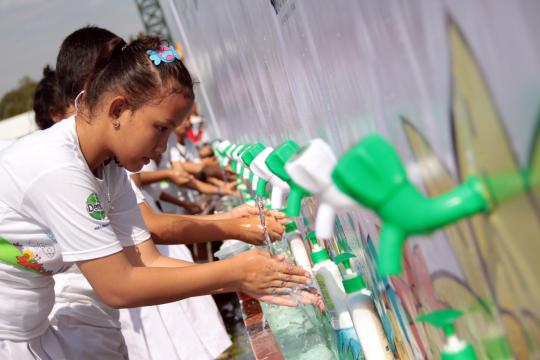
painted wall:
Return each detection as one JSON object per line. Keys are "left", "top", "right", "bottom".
{"left": 162, "top": 0, "right": 540, "bottom": 358}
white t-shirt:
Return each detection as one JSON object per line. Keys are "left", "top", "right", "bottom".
{"left": 0, "top": 117, "right": 149, "bottom": 341}
{"left": 167, "top": 134, "right": 193, "bottom": 165}
{"left": 0, "top": 139, "right": 14, "bottom": 152}
{"left": 51, "top": 173, "right": 147, "bottom": 332}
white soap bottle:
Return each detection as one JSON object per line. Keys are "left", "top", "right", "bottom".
{"left": 335, "top": 253, "right": 393, "bottom": 360}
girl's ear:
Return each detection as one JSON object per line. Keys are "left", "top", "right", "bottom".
{"left": 109, "top": 96, "right": 129, "bottom": 119}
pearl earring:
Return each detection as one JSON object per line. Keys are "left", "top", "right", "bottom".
{"left": 113, "top": 120, "right": 120, "bottom": 129}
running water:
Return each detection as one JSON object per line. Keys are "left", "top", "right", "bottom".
{"left": 255, "top": 195, "right": 274, "bottom": 252}
{"left": 255, "top": 195, "right": 273, "bottom": 334}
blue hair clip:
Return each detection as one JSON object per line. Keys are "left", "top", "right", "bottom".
{"left": 147, "top": 43, "right": 181, "bottom": 66}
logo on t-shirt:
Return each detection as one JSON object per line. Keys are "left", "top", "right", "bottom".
{"left": 86, "top": 193, "right": 106, "bottom": 220}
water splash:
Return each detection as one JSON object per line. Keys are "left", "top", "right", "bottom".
{"left": 255, "top": 195, "right": 274, "bottom": 253}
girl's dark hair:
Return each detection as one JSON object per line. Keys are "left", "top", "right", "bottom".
{"left": 82, "top": 36, "right": 194, "bottom": 116}
{"left": 56, "top": 26, "right": 120, "bottom": 113}
{"left": 33, "top": 65, "right": 62, "bottom": 130}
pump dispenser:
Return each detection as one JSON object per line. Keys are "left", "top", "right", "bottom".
{"left": 306, "top": 232, "right": 356, "bottom": 337}
{"left": 417, "top": 309, "right": 478, "bottom": 360}
{"left": 334, "top": 253, "right": 392, "bottom": 359}
{"left": 265, "top": 140, "right": 311, "bottom": 218}
{"left": 332, "top": 135, "right": 490, "bottom": 276}
{"left": 285, "top": 139, "right": 357, "bottom": 240}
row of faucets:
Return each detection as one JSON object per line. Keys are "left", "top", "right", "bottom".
{"left": 212, "top": 134, "right": 528, "bottom": 277}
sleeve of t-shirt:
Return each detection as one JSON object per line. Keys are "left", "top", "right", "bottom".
{"left": 22, "top": 166, "right": 148, "bottom": 262}
{"left": 129, "top": 178, "right": 146, "bottom": 205}
{"left": 108, "top": 168, "right": 150, "bottom": 246}
{"left": 169, "top": 144, "right": 185, "bottom": 164}
{"left": 167, "top": 134, "right": 186, "bottom": 164}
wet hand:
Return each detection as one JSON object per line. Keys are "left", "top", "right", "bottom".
{"left": 231, "top": 249, "right": 311, "bottom": 295}
{"left": 227, "top": 204, "right": 260, "bottom": 219}
{"left": 234, "top": 214, "right": 284, "bottom": 245}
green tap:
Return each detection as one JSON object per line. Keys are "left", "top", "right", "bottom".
{"left": 332, "top": 134, "right": 490, "bottom": 276}
{"left": 241, "top": 143, "right": 269, "bottom": 198}
{"left": 227, "top": 144, "right": 240, "bottom": 175}
{"left": 236, "top": 144, "right": 252, "bottom": 179}
{"left": 265, "top": 140, "right": 311, "bottom": 217}
{"left": 417, "top": 309, "right": 478, "bottom": 360}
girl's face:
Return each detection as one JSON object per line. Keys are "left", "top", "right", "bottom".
{"left": 112, "top": 93, "right": 193, "bottom": 172}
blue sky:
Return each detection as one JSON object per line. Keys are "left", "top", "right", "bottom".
{"left": 0, "top": 0, "right": 145, "bottom": 97}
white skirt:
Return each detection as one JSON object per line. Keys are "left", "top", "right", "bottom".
{"left": 120, "top": 244, "right": 232, "bottom": 360}
{"left": 0, "top": 326, "right": 67, "bottom": 360}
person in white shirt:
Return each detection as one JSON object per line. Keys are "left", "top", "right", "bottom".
{"left": 34, "top": 26, "right": 303, "bottom": 360}
{"left": 0, "top": 139, "right": 14, "bottom": 151}
{"left": 0, "top": 34, "right": 310, "bottom": 359}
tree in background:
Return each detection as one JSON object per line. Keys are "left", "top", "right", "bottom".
{"left": 0, "top": 76, "right": 37, "bottom": 120}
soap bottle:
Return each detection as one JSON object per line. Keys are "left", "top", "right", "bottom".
{"left": 284, "top": 221, "right": 311, "bottom": 274}
{"left": 417, "top": 309, "right": 478, "bottom": 360}
{"left": 334, "top": 253, "right": 393, "bottom": 360}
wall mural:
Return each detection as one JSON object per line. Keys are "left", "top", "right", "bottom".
{"left": 163, "top": 1, "right": 540, "bottom": 358}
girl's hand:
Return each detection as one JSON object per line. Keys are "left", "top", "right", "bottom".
{"left": 227, "top": 204, "right": 261, "bottom": 219}
{"left": 168, "top": 169, "right": 194, "bottom": 186}
{"left": 220, "top": 185, "right": 240, "bottom": 198}
{"left": 227, "top": 204, "right": 287, "bottom": 223}
{"left": 243, "top": 289, "right": 322, "bottom": 308}
{"left": 233, "top": 214, "right": 284, "bottom": 245}
{"left": 230, "top": 250, "right": 311, "bottom": 295}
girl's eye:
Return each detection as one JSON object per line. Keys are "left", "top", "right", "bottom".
{"left": 156, "top": 125, "right": 168, "bottom": 133}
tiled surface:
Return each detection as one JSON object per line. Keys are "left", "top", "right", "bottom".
{"left": 238, "top": 292, "right": 284, "bottom": 360}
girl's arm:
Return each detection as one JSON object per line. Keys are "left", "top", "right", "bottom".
{"left": 138, "top": 201, "right": 284, "bottom": 245}
{"left": 139, "top": 169, "right": 192, "bottom": 187}
{"left": 77, "top": 246, "right": 310, "bottom": 309}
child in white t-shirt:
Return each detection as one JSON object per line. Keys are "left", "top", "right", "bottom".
{"left": 0, "top": 34, "right": 310, "bottom": 358}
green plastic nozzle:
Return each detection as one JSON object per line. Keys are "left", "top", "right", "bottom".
{"left": 265, "top": 140, "right": 311, "bottom": 217}
{"left": 482, "top": 169, "right": 527, "bottom": 206}
{"left": 332, "top": 135, "right": 490, "bottom": 276}
{"left": 229, "top": 144, "right": 242, "bottom": 175}
{"left": 417, "top": 309, "right": 478, "bottom": 360}
{"left": 241, "top": 143, "right": 265, "bottom": 167}
{"left": 307, "top": 231, "right": 329, "bottom": 264}
{"left": 333, "top": 252, "right": 366, "bottom": 294}
{"left": 241, "top": 143, "right": 268, "bottom": 197}
{"left": 236, "top": 144, "right": 252, "bottom": 178}
{"left": 222, "top": 143, "right": 233, "bottom": 157}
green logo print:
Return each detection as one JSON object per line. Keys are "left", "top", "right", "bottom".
{"left": 86, "top": 193, "right": 106, "bottom": 220}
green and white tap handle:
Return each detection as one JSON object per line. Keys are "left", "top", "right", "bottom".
{"left": 241, "top": 144, "right": 268, "bottom": 197}
{"left": 265, "top": 140, "right": 311, "bottom": 217}
{"left": 332, "top": 134, "right": 490, "bottom": 276}
{"left": 285, "top": 139, "right": 357, "bottom": 240}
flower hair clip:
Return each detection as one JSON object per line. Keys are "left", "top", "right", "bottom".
{"left": 147, "top": 43, "right": 181, "bottom": 65}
